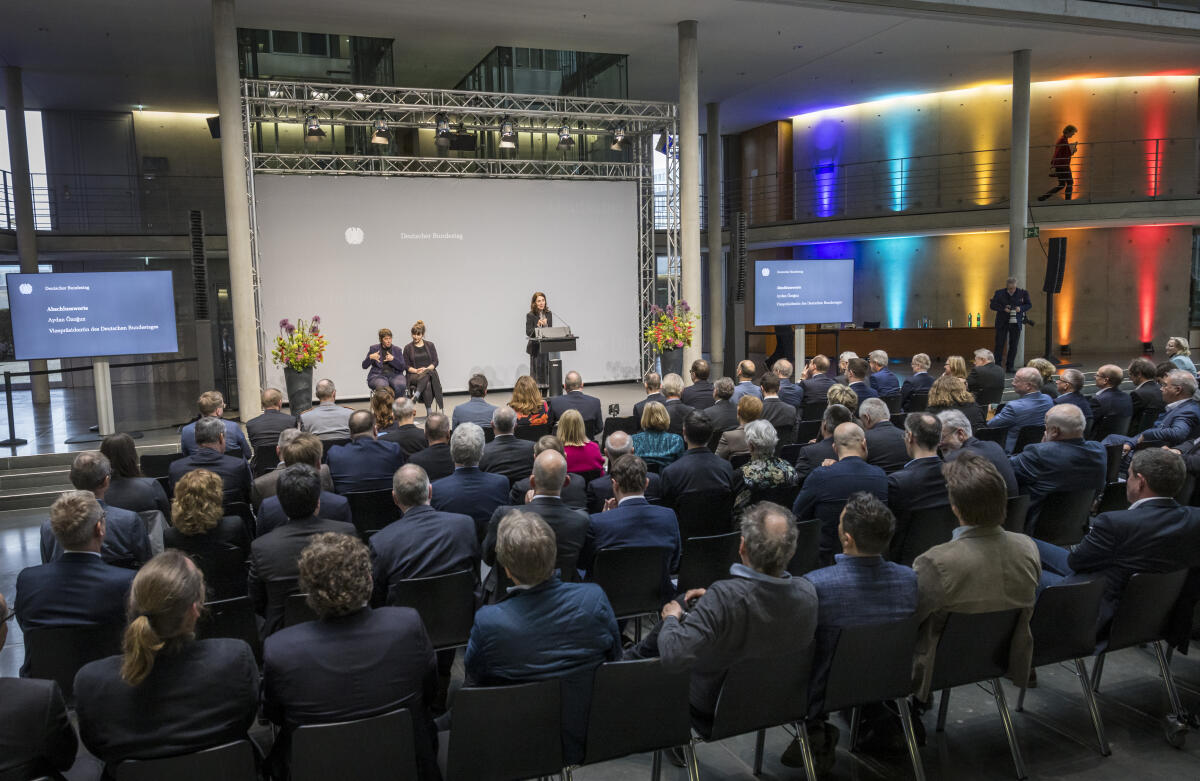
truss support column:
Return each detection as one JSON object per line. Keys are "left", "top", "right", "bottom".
{"left": 1008, "top": 49, "right": 1031, "bottom": 369}
{"left": 706, "top": 101, "right": 723, "bottom": 367}
{"left": 678, "top": 20, "right": 702, "bottom": 373}
{"left": 213, "top": 0, "right": 261, "bottom": 419}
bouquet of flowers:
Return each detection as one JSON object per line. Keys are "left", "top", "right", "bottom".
{"left": 270, "top": 316, "right": 328, "bottom": 371}
{"left": 643, "top": 301, "right": 697, "bottom": 352}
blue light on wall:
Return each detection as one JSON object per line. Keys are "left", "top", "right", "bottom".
{"left": 875, "top": 237, "right": 920, "bottom": 327}
{"left": 812, "top": 119, "right": 841, "bottom": 218}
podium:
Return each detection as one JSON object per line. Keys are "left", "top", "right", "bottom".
{"left": 531, "top": 327, "right": 577, "bottom": 395}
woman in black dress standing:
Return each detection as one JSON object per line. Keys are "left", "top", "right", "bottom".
{"left": 525, "top": 291, "right": 552, "bottom": 384}
{"left": 403, "top": 320, "right": 443, "bottom": 414}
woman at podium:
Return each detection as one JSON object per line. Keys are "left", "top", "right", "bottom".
{"left": 525, "top": 291, "right": 553, "bottom": 382}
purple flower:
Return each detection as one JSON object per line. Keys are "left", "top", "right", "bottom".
{"left": 278, "top": 318, "right": 290, "bottom": 330}
{"left": 680, "top": 300, "right": 691, "bottom": 312}
{"left": 285, "top": 324, "right": 296, "bottom": 335}
{"left": 311, "top": 315, "right": 321, "bottom": 324}
{"left": 310, "top": 325, "right": 319, "bottom": 335}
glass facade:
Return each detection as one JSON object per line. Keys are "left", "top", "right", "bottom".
{"left": 455, "top": 47, "right": 628, "bottom": 99}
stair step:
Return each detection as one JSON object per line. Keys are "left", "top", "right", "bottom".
{"left": 0, "top": 485, "right": 73, "bottom": 512}
{"left": 0, "top": 467, "right": 72, "bottom": 491}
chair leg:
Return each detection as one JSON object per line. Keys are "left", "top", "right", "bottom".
{"left": 685, "top": 740, "right": 701, "bottom": 781}
{"left": 1091, "top": 652, "right": 1106, "bottom": 692}
{"left": 1151, "top": 639, "right": 1191, "bottom": 748}
{"left": 991, "top": 679, "right": 1028, "bottom": 780}
{"left": 936, "top": 688, "right": 951, "bottom": 732}
{"left": 1016, "top": 684, "right": 1027, "bottom": 712}
{"left": 635, "top": 615, "right": 643, "bottom": 643}
{"left": 753, "top": 728, "right": 765, "bottom": 775}
{"left": 895, "top": 697, "right": 927, "bottom": 781}
{"left": 1073, "top": 658, "right": 1111, "bottom": 756}
{"left": 848, "top": 706, "right": 861, "bottom": 751}
{"left": 792, "top": 721, "right": 819, "bottom": 781}
{"left": 651, "top": 749, "right": 662, "bottom": 781}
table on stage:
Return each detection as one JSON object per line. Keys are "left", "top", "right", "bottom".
{"left": 747, "top": 326, "right": 994, "bottom": 363}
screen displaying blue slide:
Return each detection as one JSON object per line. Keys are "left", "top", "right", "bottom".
{"left": 754, "top": 258, "right": 854, "bottom": 326}
{"left": 7, "top": 271, "right": 179, "bottom": 360}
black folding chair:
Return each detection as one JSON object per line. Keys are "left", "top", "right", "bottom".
{"left": 1015, "top": 579, "right": 1108, "bottom": 755}
{"left": 23, "top": 623, "right": 124, "bottom": 702}
{"left": 1129, "top": 407, "right": 1160, "bottom": 437}
{"left": 750, "top": 482, "right": 801, "bottom": 508}
{"left": 223, "top": 502, "right": 256, "bottom": 539}
{"left": 184, "top": 544, "right": 249, "bottom": 601}
{"left": 673, "top": 491, "right": 734, "bottom": 539}
{"left": 345, "top": 489, "right": 401, "bottom": 538}
{"left": 1104, "top": 444, "right": 1124, "bottom": 484}
{"left": 591, "top": 547, "right": 668, "bottom": 639}
{"left": 1030, "top": 488, "right": 1095, "bottom": 545}
{"left": 112, "top": 740, "right": 258, "bottom": 781}
{"left": 600, "top": 416, "right": 638, "bottom": 450}
{"left": 444, "top": 680, "right": 562, "bottom": 781}
{"left": 1090, "top": 416, "right": 1131, "bottom": 442}
{"left": 481, "top": 425, "right": 495, "bottom": 443}
{"left": 1095, "top": 481, "right": 1130, "bottom": 514}
{"left": 787, "top": 519, "right": 821, "bottom": 576}
{"left": 676, "top": 531, "right": 740, "bottom": 591}
{"left": 140, "top": 451, "right": 185, "bottom": 478}
{"left": 884, "top": 396, "right": 902, "bottom": 414}
{"left": 1003, "top": 495, "right": 1031, "bottom": 534}
{"left": 801, "top": 400, "right": 826, "bottom": 422}
{"left": 729, "top": 452, "right": 751, "bottom": 470}
{"left": 794, "top": 419, "right": 822, "bottom": 444}
{"left": 1012, "top": 425, "right": 1044, "bottom": 454}
{"left": 892, "top": 504, "right": 958, "bottom": 567}
{"left": 977, "top": 386, "right": 1004, "bottom": 406}
{"left": 889, "top": 412, "right": 907, "bottom": 428}
{"left": 930, "top": 610, "right": 1027, "bottom": 779}
{"left": 781, "top": 443, "right": 805, "bottom": 466}
{"left": 906, "top": 392, "right": 929, "bottom": 412}
{"left": 515, "top": 422, "right": 552, "bottom": 442}
{"left": 199, "top": 596, "right": 262, "bottom": 664}
{"left": 321, "top": 438, "right": 350, "bottom": 462}
{"left": 284, "top": 592, "right": 318, "bottom": 628}
{"left": 975, "top": 426, "right": 1009, "bottom": 446}
{"left": 291, "top": 709, "right": 419, "bottom": 781}
{"left": 773, "top": 424, "right": 795, "bottom": 451}
{"left": 387, "top": 570, "right": 477, "bottom": 650}
{"left": 252, "top": 444, "right": 280, "bottom": 477}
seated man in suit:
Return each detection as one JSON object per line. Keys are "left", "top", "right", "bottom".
{"left": 479, "top": 405, "right": 536, "bottom": 484}
{"left": 661, "top": 373, "right": 696, "bottom": 436}
{"left": 859, "top": 398, "right": 908, "bottom": 474}
{"left": 263, "top": 532, "right": 440, "bottom": 779}
{"left": 986, "top": 367, "right": 1053, "bottom": 452}
{"left": 730, "top": 360, "right": 763, "bottom": 405}
{"left": 937, "top": 408, "right": 1019, "bottom": 496}
{"left": 1052, "top": 368, "right": 1093, "bottom": 425}
{"left": 901, "top": 353, "right": 935, "bottom": 411}
{"left": 702, "top": 376, "right": 739, "bottom": 433}
{"left": 380, "top": 397, "right": 428, "bottom": 455}
{"left": 966, "top": 348, "right": 1006, "bottom": 405}
{"left": 248, "top": 465, "right": 358, "bottom": 635}
{"left": 868, "top": 350, "right": 900, "bottom": 400}
{"left": 887, "top": 413, "right": 951, "bottom": 560}
{"left": 1104, "top": 369, "right": 1200, "bottom": 452}
{"left": 169, "top": 416, "right": 254, "bottom": 505}
{"left": 548, "top": 371, "right": 604, "bottom": 438}
{"left": 508, "top": 435, "right": 589, "bottom": 510}
{"left": 632, "top": 372, "right": 666, "bottom": 422}
{"left": 483, "top": 450, "right": 591, "bottom": 590}
{"left": 1036, "top": 448, "right": 1200, "bottom": 630}
{"left": 1089, "top": 364, "right": 1133, "bottom": 437}
{"left": 41, "top": 451, "right": 151, "bottom": 568}
{"left": 800, "top": 355, "right": 836, "bottom": 406}
{"left": 793, "top": 422, "right": 888, "bottom": 563}
{"left": 408, "top": 412, "right": 454, "bottom": 481}
{"left": 795, "top": 404, "right": 856, "bottom": 485}
{"left": 257, "top": 432, "right": 351, "bottom": 535}
{"left": 17, "top": 491, "right": 136, "bottom": 675}
{"left": 432, "top": 423, "right": 511, "bottom": 543}
{"left": 300, "top": 379, "right": 353, "bottom": 441}
{"left": 326, "top": 410, "right": 407, "bottom": 494}
{"left": 911, "top": 454, "right": 1040, "bottom": 706}
{"left": 1127, "top": 357, "right": 1165, "bottom": 435}
{"left": 586, "top": 430, "right": 662, "bottom": 511}
{"left": 661, "top": 413, "right": 743, "bottom": 505}
{"left": 760, "top": 374, "right": 798, "bottom": 439}
{"left": 180, "top": 389, "right": 251, "bottom": 459}
{"left": 1010, "top": 404, "right": 1106, "bottom": 532}
{"left": 580, "top": 454, "right": 681, "bottom": 599}
{"left": 465, "top": 510, "right": 621, "bottom": 764}
{"left": 245, "top": 387, "right": 299, "bottom": 449}
{"left": 0, "top": 588, "right": 78, "bottom": 780}
{"left": 251, "top": 428, "right": 336, "bottom": 510}
{"left": 452, "top": 373, "right": 499, "bottom": 429}
{"left": 773, "top": 359, "right": 804, "bottom": 409}
{"left": 682, "top": 359, "right": 716, "bottom": 410}
{"left": 846, "top": 358, "right": 879, "bottom": 401}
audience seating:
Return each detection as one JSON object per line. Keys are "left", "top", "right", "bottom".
{"left": 1015, "top": 579, "right": 1109, "bottom": 755}
{"left": 1012, "top": 425, "right": 1045, "bottom": 454}
{"left": 705, "top": 429, "right": 725, "bottom": 452}
{"left": 140, "top": 451, "right": 185, "bottom": 478}
{"left": 906, "top": 392, "right": 929, "bottom": 412}
{"left": 1095, "top": 482, "right": 1130, "bottom": 514}
{"left": 749, "top": 482, "right": 801, "bottom": 508}
{"left": 223, "top": 501, "right": 256, "bottom": 538}
{"left": 443, "top": 680, "right": 563, "bottom": 781}
{"left": 112, "top": 740, "right": 259, "bottom": 781}
{"left": 786, "top": 519, "right": 821, "bottom": 577}
{"left": 1103, "top": 444, "right": 1124, "bottom": 484}
{"left": 773, "top": 424, "right": 795, "bottom": 451}
{"left": 930, "top": 609, "right": 1027, "bottom": 780}
{"left": 890, "top": 412, "right": 908, "bottom": 428}
{"left": 23, "top": 623, "right": 124, "bottom": 702}
{"left": 344, "top": 489, "right": 401, "bottom": 538}
{"left": 975, "top": 426, "right": 1008, "bottom": 446}
{"left": 591, "top": 546, "right": 668, "bottom": 639}
{"left": 514, "top": 422, "right": 552, "bottom": 442}
{"left": 729, "top": 453, "right": 751, "bottom": 470}
{"left": 198, "top": 596, "right": 262, "bottom": 664}
{"left": 801, "top": 400, "right": 826, "bottom": 422}
{"left": 321, "top": 439, "right": 350, "bottom": 462}
{"left": 386, "top": 569, "right": 476, "bottom": 650}
{"left": 674, "top": 491, "right": 735, "bottom": 539}
{"left": 780, "top": 442, "right": 804, "bottom": 466}
{"left": 290, "top": 708, "right": 419, "bottom": 781}
{"left": 284, "top": 592, "right": 318, "bottom": 628}
{"left": 676, "top": 531, "right": 740, "bottom": 592}
{"left": 264, "top": 577, "right": 303, "bottom": 630}
{"left": 1003, "top": 495, "right": 1032, "bottom": 534}
{"left": 893, "top": 505, "right": 959, "bottom": 567}
{"left": 1129, "top": 407, "right": 1160, "bottom": 437}
{"left": 1090, "top": 416, "right": 1131, "bottom": 441}
{"left": 155, "top": 474, "right": 172, "bottom": 499}
{"left": 1029, "top": 489, "right": 1094, "bottom": 545}
{"left": 976, "top": 386, "right": 1004, "bottom": 406}
{"left": 794, "top": 420, "right": 822, "bottom": 446}
{"left": 251, "top": 444, "right": 280, "bottom": 477}
{"left": 884, "top": 396, "right": 903, "bottom": 414}
{"left": 480, "top": 425, "right": 495, "bottom": 443}
{"left": 180, "top": 544, "right": 249, "bottom": 602}
{"left": 601, "top": 415, "right": 639, "bottom": 448}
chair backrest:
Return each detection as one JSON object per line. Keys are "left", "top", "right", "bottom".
{"left": 1096, "top": 481, "right": 1130, "bottom": 514}
{"left": 23, "top": 623, "right": 124, "bottom": 701}
{"left": 140, "top": 451, "right": 185, "bottom": 478}
{"left": 290, "top": 709, "right": 419, "bottom": 781}
{"left": 976, "top": 386, "right": 1004, "bottom": 406}
{"left": 673, "top": 491, "right": 734, "bottom": 539}
{"left": 729, "top": 452, "right": 750, "bottom": 470}
{"left": 974, "top": 426, "right": 1008, "bottom": 445}
{"left": 706, "top": 429, "right": 725, "bottom": 452}
{"left": 252, "top": 444, "right": 280, "bottom": 477}
{"left": 929, "top": 609, "right": 1022, "bottom": 691}
{"left": 1012, "top": 425, "right": 1045, "bottom": 454}
{"left": 223, "top": 502, "right": 256, "bottom": 535}
{"left": 345, "top": 489, "right": 401, "bottom": 537}
{"left": 112, "top": 740, "right": 258, "bottom": 781}
{"left": 794, "top": 419, "right": 822, "bottom": 445}
{"left": 801, "top": 400, "right": 826, "bottom": 422}
{"left": 601, "top": 415, "right": 639, "bottom": 450}
{"left": 514, "top": 422, "right": 552, "bottom": 442}
{"left": 446, "top": 680, "right": 563, "bottom": 781}
{"left": 1105, "top": 569, "right": 1189, "bottom": 653}
{"left": 1103, "top": 444, "right": 1124, "bottom": 484}
{"left": 284, "top": 592, "right": 318, "bottom": 628}
{"left": 894, "top": 504, "right": 959, "bottom": 567}
{"left": 773, "top": 425, "right": 795, "bottom": 453}
{"left": 749, "top": 482, "right": 801, "bottom": 509}
{"left": 155, "top": 474, "right": 172, "bottom": 500}
{"left": 583, "top": 659, "right": 691, "bottom": 766}
{"left": 1028, "top": 578, "right": 1105, "bottom": 668}
{"left": 786, "top": 519, "right": 821, "bottom": 576}
{"left": 676, "top": 531, "right": 741, "bottom": 591}
{"left": 321, "top": 439, "right": 350, "bottom": 462}
{"left": 906, "top": 392, "right": 929, "bottom": 412}
{"left": 884, "top": 396, "right": 902, "bottom": 414}
{"left": 706, "top": 646, "right": 814, "bottom": 742}
{"left": 1090, "top": 416, "right": 1131, "bottom": 442}
{"left": 780, "top": 443, "right": 804, "bottom": 466}
{"left": 481, "top": 425, "right": 495, "bottom": 443}
{"left": 1003, "top": 494, "right": 1032, "bottom": 533}
{"left": 1129, "top": 407, "right": 1160, "bottom": 437}
{"left": 591, "top": 547, "right": 668, "bottom": 617}
{"left": 889, "top": 412, "right": 907, "bottom": 428}
{"left": 1030, "top": 488, "right": 1095, "bottom": 546}
{"left": 822, "top": 618, "right": 919, "bottom": 713}
{"left": 199, "top": 596, "right": 262, "bottom": 664}
{"left": 183, "top": 543, "right": 249, "bottom": 602}
{"left": 386, "top": 570, "right": 477, "bottom": 650}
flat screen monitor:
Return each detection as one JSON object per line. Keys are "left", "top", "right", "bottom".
{"left": 753, "top": 258, "right": 854, "bottom": 326}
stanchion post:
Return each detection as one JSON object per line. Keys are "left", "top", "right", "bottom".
{"left": 0, "top": 370, "right": 29, "bottom": 447}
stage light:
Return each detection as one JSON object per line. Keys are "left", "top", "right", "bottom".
{"left": 610, "top": 122, "right": 627, "bottom": 151}
{"left": 304, "top": 114, "right": 325, "bottom": 142}
{"left": 435, "top": 112, "right": 451, "bottom": 149}
{"left": 499, "top": 117, "right": 517, "bottom": 149}
{"left": 370, "top": 120, "right": 390, "bottom": 145}
{"left": 354, "top": 91, "right": 367, "bottom": 101}
{"left": 556, "top": 122, "right": 574, "bottom": 151}
{"left": 655, "top": 131, "right": 673, "bottom": 155}
{"left": 1059, "top": 343, "right": 1072, "bottom": 356}
{"left": 310, "top": 89, "right": 330, "bottom": 101}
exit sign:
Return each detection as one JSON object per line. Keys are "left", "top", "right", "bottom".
{"left": 1024, "top": 226, "right": 1040, "bottom": 238}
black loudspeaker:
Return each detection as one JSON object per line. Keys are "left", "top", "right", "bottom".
{"left": 1043, "top": 237, "right": 1066, "bottom": 294}
{"left": 206, "top": 116, "right": 220, "bottom": 139}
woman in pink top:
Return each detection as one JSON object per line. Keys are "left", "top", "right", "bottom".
{"left": 557, "top": 410, "right": 604, "bottom": 475}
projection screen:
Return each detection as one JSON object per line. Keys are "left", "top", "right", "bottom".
{"left": 253, "top": 175, "right": 641, "bottom": 398}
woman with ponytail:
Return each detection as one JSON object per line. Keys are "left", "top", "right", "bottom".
{"left": 73, "top": 550, "right": 258, "bottom": 767}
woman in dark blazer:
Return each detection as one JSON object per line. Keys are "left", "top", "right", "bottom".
{"left": 362, "top": 327, "right": 407, "bottom": 395}
{"left": 402, "top": 320, "right": 443, "bottom": 413}
{"left": 101, "top": 433, "right": 170, "bottom": 519}
{"left": 525, "top": 291, "right": 553, "bottom": 382}
{"left": 162, "top": 469, "right": 251, "bottom": 600}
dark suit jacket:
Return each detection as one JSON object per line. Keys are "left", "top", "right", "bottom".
{"left": 15, "top": 552, "right": 135, "bottom": 633}
{"left": 1055, "top": 391, "right": 1094, "bottom": 421}
{"left": 74, "top": 638, "right": 258, "bottom": 765}
{"left": 479, "top": 435, "right": 536, "bottom": 484}
{"left": 702, "top": 399, "right": 739, "bottom": 432}
{"left": 249, "top": 516, "right": 358, "bottom": 634}
{"left": 663, "top": 398, "right": 695, "bottom": 436}
{"left": 778, "top": 379, "right": 804, "bottom": 408}
{"left": 0, "top": 677, "right": 77, "bottom": 780}
{"left": 408, "top": 442, "right": 455, "bottom": 482}
{"left": 681, "top": 380, "right": 715, "bottom": 410}
{"left": 1010, "top": 438, "right": 1106, "bottom": 530}
{"left": 633, "top": 392, "right": 667, "bottom": 424}
{"left": 163, "top": 516, "right": 252, "bottom": 599}
{"left": 369, "top": 503, "right": 480, "bottom": 605}
{"left": 327, "top": 438, "right": 407, "bottom": 493}
{"left": 169, "top": 447, "right": 253, "bottom": 505}
{"left": 869, "top": 369, "right": 901, "bottom": 398}
{"left": 105, "top": 476, "right": 170, "bottom": 518}
{"left": 1130, "top": 381, "right": 1166, "bottom": 433}
{"left": 900, "top": 372, "right": 935, "bottom": 410}
{"left": 945, "top": 437, "right": 1019, "bottom": 496}
{"left": 587, "top": 472, "right": 662, "bottom": 513}
{"left": 581, "top": 498, "right": 681, "bottom": 599}
{"left": 525, "top": 309, "right": 554, "bottom": 355}
{"left": 40, "top": 501, "right": 151, "bottom": 569}
{"left": 849, "top": 381, "right": 879, "bottom": 401}
{"left": 886, "top": 456, "right": 951, "bottom": 559}
{"left": 510, "top": 472, "right": 589, "bottom": 510}
{"left": 761, "top": 398, "right": 798, "bottom": 434}
{"left": 928, "top": 401, "right": 986, "bottom": 433}
{"left": 483, "top": 497, "right": 589, "bottom": 582}
{"left": 432, "top": 466, "right": 512, "bottom": 543}
{"left": 800, "top": 374, "right": 835, "bottom": 405}
{"left": 967, "top": 363, "right": 1007, "bottom": 404}
{"left": 660, "top": 447, "right": 742, "bottom": 505}
{"left": 257, "top": 490, "right": 352, "bottom": 536}
{"left": 380, "top": 423, "right": 429, "bottom": 456}
{"left": 792, "top": 456, "right": 888, "bottom": 560}
{"left": 252, "top": 463, "right": 335, "bottom": 509}
{"left": 549, "top": 390, "right": 604, "bottom": 438}
{"left": 1139, "top": 399, "right": 1200, "bottom": 447}
{"left": 1089, "top": 388, "right": 1134, "bottom": 435}
{"left": 795, "top": 436, "right": 836, "bottom": 485}
{"left": 864, "top": 421, "right": 909, "bottom": 474}
{"left": 246, "top": 408, "right": 300, "bottom": 449}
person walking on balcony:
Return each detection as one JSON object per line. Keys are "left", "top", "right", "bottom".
{"left": 1037, "top": 125, "right": 1078, "bottom": 202}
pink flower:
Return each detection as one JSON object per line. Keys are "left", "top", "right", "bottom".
{"left": 312, "top": 315, "right": 321, "bottom": 324}
{"left": 286, "top": 324, "right": 296, "bottom": 334}
{"left": 279, "top": 318, "right": 290, "bottom": 330}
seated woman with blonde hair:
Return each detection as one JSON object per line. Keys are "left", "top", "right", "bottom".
{"left": 943, "top": 355, "right": 968, "bottom": 381}
{"left": 826, "top": 383, "right": 859, "bottom": 416}
{"left": 162, "top": 469, "right": 250, "bottom": 600}
{"left": 509, "top": 375, "right": 550, "bottom": 427}
{"left": 631, "top": 401, "right": 685, "bottom": 468}
{"left": 557, "top": 409, "right": 603, "bottom": 475}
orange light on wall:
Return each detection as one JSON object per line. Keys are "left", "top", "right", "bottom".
{"left": 1128, "top": 225, "right": 1168, "bottom": 342}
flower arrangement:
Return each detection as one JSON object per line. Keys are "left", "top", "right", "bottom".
{"left": 271, "top": 316, "right": 328, "bottom": 371}
{"left": 643, "top": 300, "right": 697, "bottom": 352}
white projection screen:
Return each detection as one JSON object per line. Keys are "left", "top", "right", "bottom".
{"left": 253, "top": 175, "right": 641, "bottom": 398}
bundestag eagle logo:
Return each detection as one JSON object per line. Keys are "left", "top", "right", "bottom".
{"left": 18, "top": 283, "right": 32, "bottom": 295}
{"left": 344, "top": 227, "right": 365, "bottom": 245}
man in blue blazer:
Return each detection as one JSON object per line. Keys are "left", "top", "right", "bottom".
{"left": 773, "top": 359, "right": 805, "bottom": 408}
{"left": 1010, "top": 405, "right": 1106, "bottom": 532}
{"left": 434, "top": 423, "right": 513, "bottom": 542}
{"left": 1036, "top": 448, "right": 1200, "bottom": 631}
{"left": 326, "top": 410, "right": 407, "bottom": 494}
{"left": 40, "top": 451, "right": 151, "bottom": 569}
{"left": 730, "top": 360, "right": 764, "bottom": 405}
{"left": 451, "top": 374, "right": 499, "bottom": 429}
{"left": 580, "top": 455, "right": 681, "bottom": 599}
{"left": 938, "top": 408, "right": 1019, "bottom": 496}
{"left": 986, "top": 367, "right": 1053, "bottom": 451}
{"left": 867, "top": 350, "right": 901, "bottom": 400}
{"left": 1052, "top": 369, "right": 1093, "bottom": 424}
{"left": 548, "top": 371, "right": 604, "bottom": 438}
{"left": 1104, "top": 370, "right": 1200, "bottom": 451}
{"left": 170, "top": 416, "right": 254, "bottom": 504}
{"left": 845, "top": 358, "right": 879, "bottom": 401}
{"left": 1088, "top": 364, "right": 1134, "bottom": 437}
{"left": 885, "top": 413, "right": 950, "bottom": 560}
{"left": 180, "top": 390, "right": 251, "bottom": 459}
{"left": 900, "top": 353, "right": 935, "bottom": 411}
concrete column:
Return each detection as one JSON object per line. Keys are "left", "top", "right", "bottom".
{"left": 4, "top": 67, "right": 50, "bottom": 404}
{"left": 1008, "top": 49, "right": 1032, "bottom": 367}
{"left": 705, "top": 102, "right": 723, "bottom": 367}
{"left": 213, "top": 0, "right": 262, "bottom": 420}
{"left": 678, "top": 20, "right": 702, "bottom": 374}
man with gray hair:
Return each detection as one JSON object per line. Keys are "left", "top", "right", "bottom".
{"left": 432, "top": 423, "right": 511, "bottom": 542}
{"left": 773, "top": 359, "right": 804, "bottom": 408}
{"left": 479, "top": 405, "right": 535, "bottom": 484}
{"left": 703, "top": 377, "right": 739, "bottom": 432}
{"left": 867, "top": 350, "right": 900, "bottom": 400}
{"left": 548, "top": 370, "right": 603, "bottom": 438}
{"left": 661, "top": 373, "right": 695, "bottom": 436}
{"left": 967, "top": 348, "right": 1006, "bottom": 405}
{"left": 835, "top": 351, "right": 858, "bottom": 385}
{"left": 380, "top": 397, "right": 427, "bottom": 455}
{"left": 586, "top": 430, "right": 663, "bottom": 511}
{"left": 40, "top": 452, "right": 151, "bottom": 568}
{"left": 1011, "top": 404, "right": 1106, "bottom": 532}
{"left": 859, "top": 397, "right": 908, "bottom": 473}
{"left": 900, "top": 353, "right": 934, "bottom": 411}
{"left": 408, "top": 413, "right": 454, "bottom": 481}
{"left": 986, "top": 367, "right": 1053, "bottom": 452}
{"left": 1103, "top": 368, "right": 1200, "bottom": 451}
{"left": 938, "top": 408, "right": 1018, "bottom": 496}
{"left": 1052, "top": 368, "right": 1093, "bottom": 425}
{"left": 300, "top": 379, "right": 352, "bottom": 441}
{"left": 169, "top": 415, "right": 254, "bottom": 504}
{"left": 989, "top": 276, "right": 1032, "bottom": 372}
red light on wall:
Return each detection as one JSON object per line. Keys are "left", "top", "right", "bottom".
{"left": 1129, "top": 226, "right": 1167, "bottom": 342}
